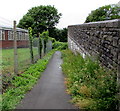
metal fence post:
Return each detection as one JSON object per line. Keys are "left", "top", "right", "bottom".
{"left": 38, "top": 33, "right": 42, "bottom": 59}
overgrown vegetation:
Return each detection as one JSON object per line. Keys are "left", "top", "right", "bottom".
{"left": 28, "top": 27, "right": 34, "bottom": 63}
{"left": 40, "top": 31, "right": 49, "bottom": 55}
{"left": 2, "top": 50, "right": 55, "bottom": 110}
{"left": 62, "top": 50, "right": 118, "bottom": 110}
{"left": 52, "top": 41, "right": 68, "bottom": 50}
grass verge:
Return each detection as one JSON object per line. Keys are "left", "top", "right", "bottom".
{"left": 1, "top": 48, "right": 39, "bottom": 92}
{"left": 1, "top": 50, "right": 55, "bottom": 110}
{"left": 61, "top": 49, "right": 118, "bottom": 110}
{"left": 1, "top": 48, "right": 38, "bottom": 74}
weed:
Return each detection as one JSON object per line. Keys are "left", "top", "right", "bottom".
{"left": 62, "top": 49, "right": 118, "bottom": 110}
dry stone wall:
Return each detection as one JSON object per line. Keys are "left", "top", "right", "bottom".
{"left": 68, "top": 19, "right": 120, "bottom": 70}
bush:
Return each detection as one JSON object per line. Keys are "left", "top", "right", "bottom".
{"left": 52, "top": 41, "right": 68, "bottom": 50}
{"left": 62, "top": 50, "right": 118, "bottom": 110}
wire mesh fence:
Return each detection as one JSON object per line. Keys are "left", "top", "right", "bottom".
{"left": 0, "top": 47, "right": 1, "bottom": 109}
{"left": 17, "top": 46, "right": 39, "bottom": 73}
{"left": 1, "top": 38, "right": 40, "bottom": 92}
{"left": 2, "top": 48, "right": 41, "bottom": 91}
{"left": 0, "top": 21, "right": 53, "bottom": 93}
{"left": 1, "top": 24, "right": 53, "bottom": 92}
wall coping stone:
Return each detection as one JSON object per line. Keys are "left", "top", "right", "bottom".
{"left": 68, "top": 19, "right": 120, "bottom": 28}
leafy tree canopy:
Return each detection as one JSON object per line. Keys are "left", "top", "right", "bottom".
{"left": 49, "top": 27, "right": 68, "bottom": 42}
{"left": 18, "top": 5, "right": 62, "bottom": 35}
{"left": 85, "top": 4, "right": 120, "bottom": 23}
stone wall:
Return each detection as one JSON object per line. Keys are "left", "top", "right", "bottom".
{"left": 68, "top": 19, "right": 120, "bottom": 70}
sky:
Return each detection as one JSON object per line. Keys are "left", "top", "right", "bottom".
{"left": 0, "top": 0, "right": 120, "bottom": 28}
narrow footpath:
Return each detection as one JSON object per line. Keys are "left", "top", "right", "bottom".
{"left": 16, "top": 51, "right": 77, "bottom": 109}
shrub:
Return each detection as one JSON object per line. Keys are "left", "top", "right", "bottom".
{"left": 52, "top": 41, "right": 68, "bottom": 50}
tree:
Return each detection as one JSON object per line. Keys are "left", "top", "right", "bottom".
{"left": 85, "top": 4, "right": 120, "bottom": 23}
{"left": 60, "top": 28, "right": 68, "bottom": 42}
{"left": 49, "top": 27, "right": 68, "bottom": 42}
{"left": 18, "top": 5, "right": 62, "bottom": 35}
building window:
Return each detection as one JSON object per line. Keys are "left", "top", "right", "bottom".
{"left": 21, "top": 32, "right": 24, "bottom": 40}
{"left": 19, "top": 32, "right": 22, "bottom": 40}
{"left": 17, "top": 32, "right": 20, "bottom": 40}
{"left": 0, "top": 30, "right": 5, "bottom": 40}
{"left": 25, "top": 33, "right": 29, "bottom": 40}
{"left": 8, "top": 31, "right": 13, "bottom": 40}
{"left": 23, "top": 33, "right": 25, "bottom": 40}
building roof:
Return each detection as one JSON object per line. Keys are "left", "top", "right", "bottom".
{"left": 0, "top": 25, "right": 28, "bottom": 32}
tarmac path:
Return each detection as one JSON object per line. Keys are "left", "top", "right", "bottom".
{"left": 16, "top": 51, "right": 77, "bottom": 109}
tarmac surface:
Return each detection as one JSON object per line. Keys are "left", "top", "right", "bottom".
{"left": 16, "top": 51, "right": 77, "bottom": 109}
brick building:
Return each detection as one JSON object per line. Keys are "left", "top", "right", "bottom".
{"left": 0, "top": 26, "right": 29, "bottom": 49}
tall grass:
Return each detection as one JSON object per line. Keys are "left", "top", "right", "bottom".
{"left": 62, "top": 50, "right": 118, "bottom": 110}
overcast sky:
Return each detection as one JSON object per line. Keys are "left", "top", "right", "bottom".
{"left": 0, "top": 0, "right": 119, "bottom": 28}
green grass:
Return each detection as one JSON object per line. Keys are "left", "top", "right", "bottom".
{"left": 1, "top": 48, "right": 38, "bottom": 74}
{"left": 62, "top": 49, "right": 118, "bottom": 110}
{"left": 1, "top": 48, "right": 39, "bottom": 91}
{"left": 1, "top": 49, "right": 55, "bottom": 110}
